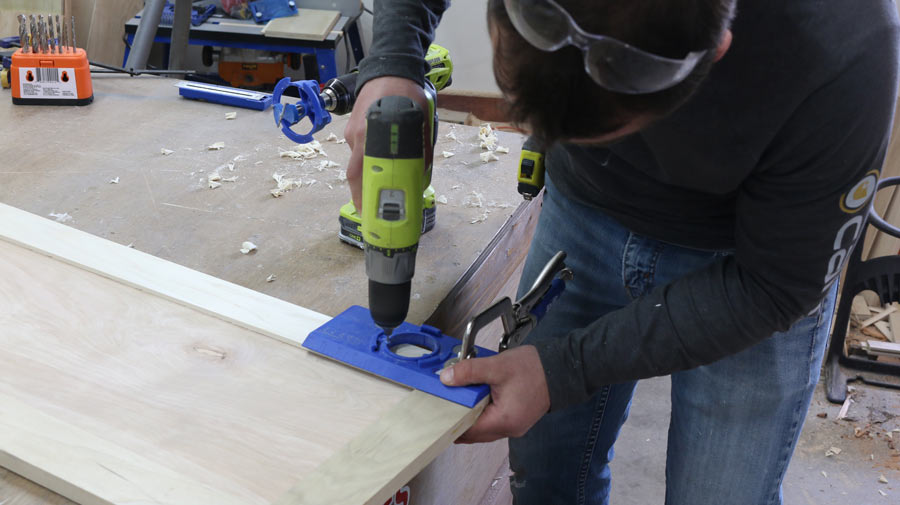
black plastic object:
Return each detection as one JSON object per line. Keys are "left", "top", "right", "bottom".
{"left": 369, "top": 280, "right": 411, "bottom": 335}
{"left": 824, "top": 176, "right": 900, "bottom": 403}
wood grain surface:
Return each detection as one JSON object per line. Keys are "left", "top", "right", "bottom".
{"left": 262, "top": 9, "right": 340, "bottom": 41}
{"left": 0, "top": 236, "right": 406, "bottom": 505}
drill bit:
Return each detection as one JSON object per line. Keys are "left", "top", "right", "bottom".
{"left": 70, "top": 16, "right": 76, "bottom": 51}
{"left": 18, "top": 14, "right": 27, "bottom": 53}
{"left": 29, "top": 15, "right": 37, "bottom": 54}
{"left": 61, "top": 12, "right": 67, "bottom": 52}
{"left": 38, "top": 15, "right": 45, "bottom": 53}
{"left": 48, "top": 15, "right": 56, "bottom": 53}
{"left": 55, "top": 14, "right": 61, "bottom": 53}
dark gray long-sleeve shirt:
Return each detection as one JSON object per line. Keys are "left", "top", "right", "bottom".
{"left": 359, "top": 0, "right": 900, "bottom": 411}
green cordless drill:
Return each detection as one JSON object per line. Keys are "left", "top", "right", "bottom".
{"left": 272, "top": 44, "right": 450, "bottom": 335}
{"left": 360, "top": 92, "right": 436, "bottom": 335}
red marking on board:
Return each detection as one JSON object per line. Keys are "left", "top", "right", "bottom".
{"left": 383, "top": 486, "right": 411, "bottom": 505}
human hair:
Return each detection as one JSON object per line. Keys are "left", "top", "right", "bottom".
{"left": 487, "top": 0, "right": 736, "bottom": 145}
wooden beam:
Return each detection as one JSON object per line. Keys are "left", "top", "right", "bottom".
{"left": 427, "top": 192, "right": 542, "bottom": 339}
{"left": 437, "top": 90, "right": 509, "bottom": 124}
{"left": 0, "top": 203, "right": 328, "bottom": 347}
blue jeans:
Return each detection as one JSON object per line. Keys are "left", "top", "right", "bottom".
{"left": 509, "top": 175, "right": 837, "bottom": 505}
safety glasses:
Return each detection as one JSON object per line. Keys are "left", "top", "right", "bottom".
{"left": 503, "top": 0, "right": 707, "bottom": 94}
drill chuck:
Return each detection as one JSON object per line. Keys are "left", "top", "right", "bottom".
{"left": 368, "top": 280, "right": 412, "bottom": 336}
{"left": 321, "top": 72, "right": 358, "bottom": 115}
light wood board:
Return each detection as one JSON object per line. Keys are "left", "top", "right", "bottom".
{"left": 0, "top": 203, "right": 485, "bottom": 505}
{"left": 262, "top": 9, "right": 340, "bottom": 41}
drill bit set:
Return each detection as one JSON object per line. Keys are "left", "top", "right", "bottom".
{"left": 11, "top": 11, "right": 93, "bottom": 105}
{"left": 18, "top": 13, "right": 76, "bottom": 55}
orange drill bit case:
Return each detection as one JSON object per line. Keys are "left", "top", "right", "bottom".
{"left": 11, "top": 47, "right": 93, "bottom": 105}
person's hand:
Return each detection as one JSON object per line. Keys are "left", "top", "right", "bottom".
{"left": 343, "top": 76, "right": 433, "bottom": 213}
{"left": 439, "top": 345, "right": 551, "bottom": 444}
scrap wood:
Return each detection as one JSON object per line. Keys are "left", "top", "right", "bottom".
{"left": 874, "top": 321, "right": 894, "bottom": 341}
{"left": 837, "top": 396, "right": 853, "bottom": 420}
{"left": 852, "top": 295, "right": 873, "bottom": 317}
{"left": 889, "top": 304, "right": 900, "bottom": 343}
{"left": 860, "top": 305, "right": 898, "bottom": 328}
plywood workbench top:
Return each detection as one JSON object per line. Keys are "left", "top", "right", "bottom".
{"left": 0, "top": 75, "right": 529, "bottom": 505}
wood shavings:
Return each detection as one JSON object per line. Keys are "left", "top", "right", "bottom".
{"left": 305, "top": 179, "right": 318, "bottom": 187}
{"left": 336, "top": 138, "right": 346, "bottom": 144}
{"left": 436, "top": 195, "right": 448, "bottom": 204}
{"left": 109, "top": 177, "right": 119, "bottom": 184}
{"left": 480, "top": 151, "right": 500, "bottom": 163}
{"left": 470, "top": 212, "right": 489, "bottom": 224}
{"left": 825, "top": 446, "right": 842, "bottom": 457}
{"left": 478, "top": 124, "right": 498, "bottom": 150}
{"left": 208, "top": 173, "right": 222, "bottom": 188}
{"left": 326, "top": 132, "right": 339, "bottom": 142}
{"left": 208, "top": 142, "right": 225, "bottom": 150}
{"left": 318, "top": 160, "right": 340, "bottom": 171}
{"left": 266, "top": 274, "right": 276, "bottom": 283}
{"left": 837, "top": 396, "right": 852, "bottom": 420}
{"left": 240, "top": 241, "right": 257, "bottom": 254}
{"left": 879, "top": 474, "right": 889, "bottom": 484}
{"left": 279, "top": 141, "right": 327, "bottom": 160}
{"left": 208, "top": 181, "right": 222, "bottom": 189}
{"left": 225, "top": 112, "right": 237, "bottom": 120}
{"left": 463, "top": 191, "right": 484, "bottom": 208}
{"left": 451, "top": 184, "right": 461, "bottom": 190}
{"left": 161, "top": 148, "right": 174, "bottom": 155}
{"left": 442, "top": 151, "right": 455, "bottom": 158}
{"left": 254, "top": 160, "right": 264, "bottom": 165}
{"left": 49, "top": 212, "right": 72, "bottom": 223}
{"left": 222, "top": 176, "right": 238, "bottom": 183}
{"left": 496, "top": 146, "right": 510, "bottom": 154}
{"left": 879, "top": 490, "right": 888, "bottom": 497}
{"left": 270, "top": 173, "right": 301, "bottom": 197}
{"left": 337, "top": 170, "right": 347, "bottom": 182}
{"left": 445, "top": 130, "right": 459, "bottom": 142}
{"left": 233, "top": 155, "right": 247, "bottom": 162}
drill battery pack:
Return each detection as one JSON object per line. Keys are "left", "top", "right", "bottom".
{"left": 11, "top": 47, "right": 93, "bottom": 105}
{"left": 338, "top": 186, "right": 437, "bottom": 249}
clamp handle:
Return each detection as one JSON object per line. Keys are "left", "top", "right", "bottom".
{"left": 449, "top": 251, "right": 573, "bottom": 365}
{"left": 272, "top": 77, "right": 332, "bottom": 144}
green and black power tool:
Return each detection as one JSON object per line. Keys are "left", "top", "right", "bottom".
{"left": 517, "top": 136, "right": 545, "bottom": 199}
{"left": 360, "top": 94, "right": 435, "bottom": 334}
{"left": 338, "top": 43, "right": 449, "bottom": 248}
{"left": 272, "top": 44, "right": 450, "bottom": 334}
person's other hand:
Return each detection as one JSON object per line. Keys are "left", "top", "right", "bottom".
{"left": 343, "top": 76, "right": 433, "bottom": 212}
{"left": 440, "top": 345, "right": 550, "bottom": 444}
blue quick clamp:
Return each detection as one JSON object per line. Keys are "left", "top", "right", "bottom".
{"left": 272, "top": 77, "right": 332, "bottom": 144}
{"left": 453, "top": 251, "right": 574, "bottom": 361}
